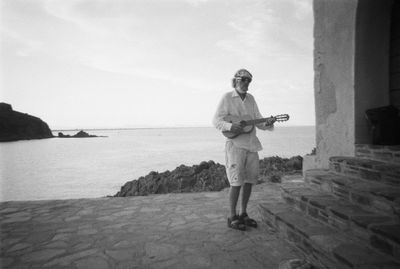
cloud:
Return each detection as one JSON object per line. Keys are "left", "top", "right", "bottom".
{"left": 1, "top": 29, "right": 43, "bottom": 57}
{"left": 2, "top": 0, "right": 312, "bottom": 99}
{"left": 26, "top": 0, "right": 225, "bottom": 93}
{"left": 80, "top": 56, "right": 219, "bottom": 94}
{"left": 215, "top": 1, "right": 273, "bottom": 61}
{"left": 293, "top": 0, "right": 313, "bottom": 20}
{"left": 215, "top": 0, "right": 312, "bottom": 61}
{"left": 0, "top": 0, "right": 314, "bottom": 127}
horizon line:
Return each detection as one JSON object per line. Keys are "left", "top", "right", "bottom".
{"left": 52, "top": 125, "right": 316, "bottom": 132}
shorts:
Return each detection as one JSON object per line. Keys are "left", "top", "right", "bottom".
{"left": 225, "top": 141, "right": 259, "bottom": 187}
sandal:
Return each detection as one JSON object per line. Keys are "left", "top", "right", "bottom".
{"left": 239, "top": 212, "right": 258, "bottom": 228}
{"left": 227, "top": 215, "right": 246, "bottom": 231}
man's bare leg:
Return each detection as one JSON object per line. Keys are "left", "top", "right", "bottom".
{"left": 229, "top": 186, "right": 241, "bottom": 218}
{"left": 240, "top": 183, "right": 252, "bottom": 215}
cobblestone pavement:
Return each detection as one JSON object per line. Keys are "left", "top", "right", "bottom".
{"left": 0, "top": 182, "right": 304, "bottom": 269}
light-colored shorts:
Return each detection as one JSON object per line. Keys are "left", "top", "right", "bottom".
{"left": 225, "top": 141, "right": 259, "bottom": 187}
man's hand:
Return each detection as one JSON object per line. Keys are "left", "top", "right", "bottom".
{"left": 230, "top": 123, "right": 243, "bottom": 133}
{"left": 265, "top": 117, "right": 276, "bottom": 126}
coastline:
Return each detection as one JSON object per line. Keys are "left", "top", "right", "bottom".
{"left": 0, "top": 156, "right": 304, "bottom": 203}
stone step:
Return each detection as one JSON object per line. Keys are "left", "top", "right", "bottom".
{"left": 258, "top": 202, "right": 400, "bottom": 269}
{"left": 329, "top": 156, "right": 400, "bottom": 185}
{"left": 304, "top": 169, "right": 400, "bottom": 217}
{"left": 279, "top": 181, "right": 400, "bottom": 261}
{"left": 356, "top": 144, "right": 400, "bottom": 164}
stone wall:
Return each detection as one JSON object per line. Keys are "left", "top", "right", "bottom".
{"left": 313, "top": 0, "right": 358, "bottom": 169}
{"left": 310, "top": 0, "right": 395, "bottom": 170}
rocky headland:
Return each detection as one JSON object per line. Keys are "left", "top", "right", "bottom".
{"left": 58, "top": 130, "right": 106, "bottom": 138}
{"left": 114, "top": 156, "right": 303, "bottom": 197}
{"left": 0, "top": 103, "right": 53, "bottom": 142}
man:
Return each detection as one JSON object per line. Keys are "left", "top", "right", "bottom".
{"left": 213, "top": 69, "right": 275, "bottom": 231}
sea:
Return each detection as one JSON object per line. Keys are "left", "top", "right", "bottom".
{"left": 0, "top": 126, "right": 315, "bottom": 202}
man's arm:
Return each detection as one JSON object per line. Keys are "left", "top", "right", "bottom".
{"left": 254, "top": 98, "right": 275, "bottom": 131}
{"left": 212, "top": 94, "right": 233, "bottom": 132}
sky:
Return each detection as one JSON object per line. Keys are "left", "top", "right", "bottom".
{"left": 0, "top": 0, "right": 314, "bottom": 129}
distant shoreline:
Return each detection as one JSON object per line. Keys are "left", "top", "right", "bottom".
{"left": 51, "top": 125, "right": 316, "bottom": 132}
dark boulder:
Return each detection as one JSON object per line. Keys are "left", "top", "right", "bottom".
{"left": 0, "top": 103, "right": 53, "bottom": 142}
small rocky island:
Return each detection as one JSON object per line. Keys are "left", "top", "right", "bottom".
{"left": 58, "top": 130, "right": 106, "bottom": 138}
{"left": 0, "top": 103, "right": 53, "bottom": 142}
{"left": 114, "top": 156, "right": 302, "bottom": 197}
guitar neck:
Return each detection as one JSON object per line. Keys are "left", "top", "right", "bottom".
{"left": 245, "top": 117, "right": 272, "bottom": 126}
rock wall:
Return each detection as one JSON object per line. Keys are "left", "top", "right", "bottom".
{"left": 0, "top": 103, "right": 53, "bottom": 142}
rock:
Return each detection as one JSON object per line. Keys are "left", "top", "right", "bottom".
{"left": 286, "top": 156, "right": 303, "bottom": 170}
{"left": 114, "top": 156, "right": 303, "bottom": 197}
{"left": 0, "top": 103, "right": 12, "bottom": 111}
{"left": 259, "top": 156, "right": 303, "bottom": 183}
{"left": 74, "top": 130, "right": 92, "bottom": 137}
{"left": 58, "top": 130, "right": 106, "bottom": 138}
{"left": 194, "top": 161, "right": 211, "bottom": 173}
{"left": 115, "top": 160, "right": 229, "bottom": 197}
{"left": 58, "top": 132, "right": 68, "bottom": 137}
{"left": 0, "top": 103, "right": 54, "bottom": 142}
{"left": 259, "top": 156, "right": 303, "bottom": 175}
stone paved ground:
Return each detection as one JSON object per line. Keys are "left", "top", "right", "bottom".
{"left": 0, "top": 182, "right": 305, "bottom": 269}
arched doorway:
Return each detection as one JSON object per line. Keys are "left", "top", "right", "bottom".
{"left": 354, "top": 0, "right": 400, "bottom": 144}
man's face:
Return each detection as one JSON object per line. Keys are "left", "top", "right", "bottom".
{"left": 235, "top": 77, "right": 251, "bottom": 92}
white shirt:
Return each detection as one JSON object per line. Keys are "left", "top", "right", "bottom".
{"left": 212, "top": 90, "right": 274, "bottom": 152}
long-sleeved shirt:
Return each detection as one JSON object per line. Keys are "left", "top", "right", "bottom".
{"left": 212, "top": 90, "right": 274, "bottom": 152}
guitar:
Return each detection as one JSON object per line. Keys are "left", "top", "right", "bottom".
{"left": 222, "top": 114, "right": 289, "bottom": 138}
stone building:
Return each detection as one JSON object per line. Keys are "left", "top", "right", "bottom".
{"left": 305, "top": 0, "right": 400, "bottom": 170}
{"left": 259, "top": 0, "right": 400, "bottom": 268}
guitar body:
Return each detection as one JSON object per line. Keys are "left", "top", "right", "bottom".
{"left": 221, "top": 114, "right": 290, "bottom": 139}
{"left": 222, "top": 115, "right": 255, "bottom": 139}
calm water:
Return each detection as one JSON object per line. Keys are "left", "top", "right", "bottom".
{"left": 0, "top": 126, "right": 315, "bottom": 201}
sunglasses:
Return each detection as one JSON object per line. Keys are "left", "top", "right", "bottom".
{"left": 236, "top": 77, "right": 252, "bottom": 83}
